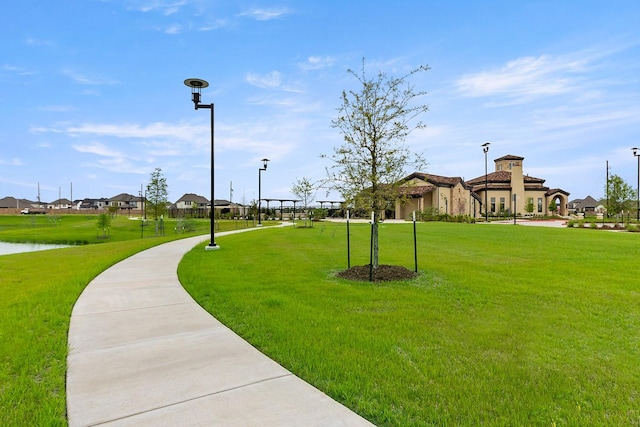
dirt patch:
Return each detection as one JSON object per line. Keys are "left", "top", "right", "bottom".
{"left": 336, "top": 264, "right": 417, "bottom": 282}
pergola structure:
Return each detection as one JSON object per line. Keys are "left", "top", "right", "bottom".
{"left": 317, "top": 200, "right": 344, "bottom": 217}
{"left": 262, "top": 198, "right": 301, "bottom": 221}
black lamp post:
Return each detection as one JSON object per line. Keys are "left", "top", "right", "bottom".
{"left": 482, "top": 142, "right": 490, "bottom": 222}
{"left": 633, "top": 147, "right": 640, "bottom": 221}
{"left": 184, "top": 78, "right": 219, "bottom": 250}
{"left": 258, "top": 158, "right": 269, "bottom": 226}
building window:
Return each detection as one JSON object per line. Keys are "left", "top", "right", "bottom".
{"left": 508, "top": 162, "right": 513, "bottom": 170}
{"left": 497, "top": 164, "right": 502, "bottom": 171}
{"left": 490, "top": 197, "right": 496, "bottom": 213}
{"left": 538, "top": 198, "right": 543, "bottom": 213}
{"left": 499, "top": 197, "right": 505, "bottom": 212}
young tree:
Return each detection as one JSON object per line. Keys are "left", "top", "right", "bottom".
{"left": 96, "top": 213, "right": 111, "bottom": 238}
{"left": 291, "top": 177, "right": 316, "bottom": 227}
{"left": 325, "top": 59, "right": 428, "bottom": 268}
{"left": 606, "top": 174, "right": 635, "bottom": 216}
{"left": 146, "top": 168, "right": 169, "bottom": 234}
{"left": 525, "top": 197, "right": 535, "bottom": 215}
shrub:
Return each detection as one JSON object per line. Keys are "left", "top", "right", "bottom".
{"left": 312, "top": 208, "right": 327, "bottom": 220}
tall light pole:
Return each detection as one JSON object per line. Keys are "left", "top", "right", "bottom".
{"left": 482, "top": 142, "right": 491, "bottom": 222}
{"left": 184, "top": 78, "right": 219, "bottom": 250}
{"left": 258, "top": 158, "right": 269, "bottom": 226}
{"left": 633, "top": 148, "right": 640, "bottom": 221}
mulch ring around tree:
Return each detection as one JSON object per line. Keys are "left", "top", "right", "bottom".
{"left": 336, "top": 264, "right": 417, "bottom": 282}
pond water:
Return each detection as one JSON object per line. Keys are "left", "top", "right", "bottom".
{"left": 0, "top": 241, "right": 72, "bottom": 256}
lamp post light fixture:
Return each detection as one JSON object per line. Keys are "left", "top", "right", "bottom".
{"left": 258, "top": 158, "right": 270, "bottom": 226}
{"left": 633, "top": 147, "right": 640, "bottom": 221}
{"left": 482, "top": 142, "right": 491, "bottom": 222}
{"left": 184, "top": 78, "right": 219, "bottom": 250}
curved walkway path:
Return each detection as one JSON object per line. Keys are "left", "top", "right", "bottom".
{"left": 66, "top": 228, "right": 373, "bottom": 426}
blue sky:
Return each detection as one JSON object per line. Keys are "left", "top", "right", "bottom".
{"left": 2, "top": 1, "right": 639, "bottom": 205}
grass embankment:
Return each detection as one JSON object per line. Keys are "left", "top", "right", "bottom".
{"left": 0, "top": 214, "right": 255, "bottom": 244}
{"left": 179, "top": 222, "right": 640, "bottom": 426}
{"left": 0, "top": 215, "right": 258, "bottom": 425}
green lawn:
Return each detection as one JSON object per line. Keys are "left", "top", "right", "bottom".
{"left": 179, "top": 222, "right": 640, "bottom": 426}
{"left": 0, "top": 213, "right": 254, "bottom": 244}
{"left": 2, "top": 217, "right": 638, "bottom": 425}
{"left": 0, "top": 215, "right": 257, "bottom": 426}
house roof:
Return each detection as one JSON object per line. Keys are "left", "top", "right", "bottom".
{"left": 546, "top": 188, "right": 570, "bottom": 197}
{"left": 398, "top": 172, "right": 484, "bottom": 202}
{"left": 109, "top": 193, "right": 139, "bottom": 202}
{"left": 569, "top": 195, "right": 599, "bottom": 209}
{"left": 494, "top": 154, "right": 524, "bottom": 162}
{"left": 50, "top": 198, "right": 72, "bottom": 205}
{"left": 0, "top": 197, "right": 40, "bottom": 208}
{"left": 466, "top": 171, "right": 546, "bottom": 186}
{"left": 404, "top": 172, "right": 470, "bottom": 189}
{"left": 399, "top": 184, "right": 436, "bottom": 196}
{"left": 176, "top": 193, "right": 209, "bottom": 204}
{"left": 79, "top": 198, "right": 107, "bottom": 208}
{"left": 0, "top": 196, "right": 18, "bottom": 208}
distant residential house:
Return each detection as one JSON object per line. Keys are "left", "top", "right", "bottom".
{"left": 78, "top": 198, "right": 108, "bottom": 210}
{"left": 214, "top": 199, "right": 247, "bottom": 217}
{"left": 170, "top": 193, "right": 206, "bottom": 218}
{"left": 48, "top": 198, "right": 73, "bottom": 209}
{"left": 0, "top": 196, "right": 24, "bottom": 209}
{"left": 0, "top": 197, "right": 42, "bottom": 210}
{"left": 108, "top": 193, "right": 142, "bottom": 212}
{"left": 567, "top": 196, "right": 599, "bottom": 216}
{"left": 175, "top": 193, "right": 209, "bottom": 210}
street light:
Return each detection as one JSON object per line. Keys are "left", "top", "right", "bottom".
{"left": 258, "top": 158, "right": 270, "bottom": 226}
{"left": 482, "top": 142, "right": 491, "bottom": 222}
{"left": 184, "top": 78, "right": 219, "bottom": 250}
{"left": 633, "top": 147, "right": 640, "bottom": 221}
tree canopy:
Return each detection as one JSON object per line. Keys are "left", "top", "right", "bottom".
{"left": 325, "top": 59, "right": 429, "bottom": 268}
{"left": 291, "top": 177, "right": 316, "bottom": 227}
{"left": 606, "top": 174, "right": 635, "bottom": 216}
{"left": 146, "top": 167, "right": 168, "bottom": 220}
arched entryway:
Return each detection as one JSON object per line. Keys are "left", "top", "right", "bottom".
{"left": 547, "top": 191, "right": 569, "bottom": 216}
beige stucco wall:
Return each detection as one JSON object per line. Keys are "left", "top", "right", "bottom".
{"left": 395, "top": 179, "right": 477, "bottom": 219}
{"left": 395, "top": 157, "right": 569, "bottom": 219}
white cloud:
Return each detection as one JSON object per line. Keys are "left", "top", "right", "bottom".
{"left": 73, "top": 141, "right": 125, "bottom": 158}
{"left": 3, "top": 64, "right": 38, "bottom": 76}
{"left": 245, "top": 71, "right": 305, "bottom": 94}
{"left": 61, "top": 69, "right": 119, "bottom": 86}
{"left": 126, "top": 0, "right": 187, "bottom": 15}
{"left": 239, "top": 7, "right": 291, "bottom": 21}
{"left": 455, "top": 54, "right": 587, "bottom": 102}
{"left": 199, "top": 19, "right": 228, "bottom": 31}
{"left": 38, "top": 105, "right": 73, "bottom": 112}
{"left": 73, "top": 141, "right": 149, "bottom": 174}
{"left": 246, "top": 71, "right": 283, "bottom": 89}
{"left": 24, "top": 38, "right": 56, "bottom": 47}
{"left": 532, "top": 105, "right": 638, "bottom": 130}
{"left": 164, "top": 23, "right": 183, "bottom": 34}
{"left": 59, "top": 121, "right": 202, "bottom": 140}
{"left": 0, "top": 158, "right": 23, "bottom": 166}
{"left": 37, "top": 121, "right": 212, "bottom": 169}
{"left": 298, "top": 56, "right": 335, "bottom": 71}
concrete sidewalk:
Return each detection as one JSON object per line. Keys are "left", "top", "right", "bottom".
{"left": 66, "top": 228, "right": 373, "bottom": 426}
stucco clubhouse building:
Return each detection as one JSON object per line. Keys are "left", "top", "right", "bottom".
{"left": 395, "top": 154, "right": 569, "bottom": 220}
